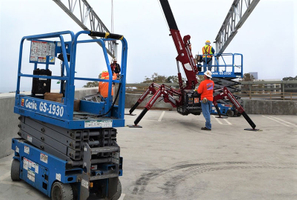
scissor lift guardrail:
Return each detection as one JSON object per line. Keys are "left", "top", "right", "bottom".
{"left": 197, "top": 53, "right": 243, "bottom": 79}
{"left": 14, "top": 31, "right": 128, "bottom": 130}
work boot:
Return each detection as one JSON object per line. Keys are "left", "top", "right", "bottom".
{"left": 201, "top": 127, "right": 211, "bottom": 131}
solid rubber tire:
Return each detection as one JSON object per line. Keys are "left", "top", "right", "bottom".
{"left": 51, "top": 181, "right": 74, "bottom": 200}
{"left": 227, "top": 110, "right": 234, "bottom": 117}
{"left": 11, "top": 159, "right": 21, "bottom": 181}
{"left": 111, "top": 179, "right": 122, "bottom": 200}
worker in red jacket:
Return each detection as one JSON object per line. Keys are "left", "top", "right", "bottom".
{"left": 110, "top": 58, "right": 121, "bottom": 76}
{"left": 197, "top": 70, "right": 214, "bottom": 131}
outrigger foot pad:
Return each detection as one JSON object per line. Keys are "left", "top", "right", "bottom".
{"left": 216, "top": 116, "right": 228, "bottom": 119}
{"left": 127, "top": 124, "right": 142, "bottom": 128}
{"left": 244, "top": 128, "right": 261, "bottom": 131}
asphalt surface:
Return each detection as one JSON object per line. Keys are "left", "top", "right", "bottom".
{"left": 0, "top": 109, "right": 297, "bottom": 200}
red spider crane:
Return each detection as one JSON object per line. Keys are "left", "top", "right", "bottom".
{"left": 129, "top": 0, "right": 256, "bottom": 130}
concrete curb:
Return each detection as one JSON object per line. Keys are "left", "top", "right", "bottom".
{"left": 242, "top": 99, "right": 297, "bottom": 115}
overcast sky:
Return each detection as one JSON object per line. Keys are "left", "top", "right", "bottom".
{"left": 0, "top": 0, "right": 296, "bottom": 93}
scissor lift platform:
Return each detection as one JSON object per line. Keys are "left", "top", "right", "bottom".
{"left": 197, "top": 53, "right": 243, "bottom": 79}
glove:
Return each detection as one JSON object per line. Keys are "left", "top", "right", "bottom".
{"left": 202, "top": 97, "right": 208, "bottom": 103}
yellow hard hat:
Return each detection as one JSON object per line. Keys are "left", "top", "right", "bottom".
{"left": 205, "top": 40, "right": 211, "bottom": 44}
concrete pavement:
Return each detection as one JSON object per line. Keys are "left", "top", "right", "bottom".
{"left": 0, "top": 109, "right": 297, "bottom": 200}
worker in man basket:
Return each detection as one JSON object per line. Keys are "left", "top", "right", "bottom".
{"left": 98, "top": 71, "right": 117, "bottom": 99}
{"left": 202, "top": 40, "right": 215, "bottom": 71}
{"left": 197, "top": 70, "right": 214, "bottom": 131}
{"left": 110, "top": 57, "right": 121, "bottom": 76}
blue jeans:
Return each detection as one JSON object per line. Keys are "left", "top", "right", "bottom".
{"left": 203, "top": 58, "right": 212, "bottom": 71}
{"left": 201, "top": 100, "right": 212, "bottom": 129}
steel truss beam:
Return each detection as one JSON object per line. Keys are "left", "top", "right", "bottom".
{"left": 214, "top": 0, "right": 260, "bottom": 55}
{"left": 53, "top": 0, "right": 115, "bottom": 57}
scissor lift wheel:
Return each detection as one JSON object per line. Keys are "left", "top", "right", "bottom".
{"left": 111, "top": 179, "right": 122, "bottom": 200}
{"left": 227, "top": 110, "right": 234, "bottom": 117}
{"left": 11, "top": 159, "right": 21, "bottom": 181}
{"left": 51, "top": 181, "right": 74, "bottom": 200}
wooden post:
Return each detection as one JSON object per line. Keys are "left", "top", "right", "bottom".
{"left": 281, "top": 82, "right": 284, "bottom": 100}
{"left": 249, "top": 83, "right": 252, "bottom": 99}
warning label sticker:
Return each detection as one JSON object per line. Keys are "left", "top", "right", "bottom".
{"left": 27, "top": 169, "right": 35, "bottom": 182}
{"left": 84, "top": 120, "right": 112, "bottom": 128}
{"left": 40, "top": 153, "right": 48, "bottom": 164}
{"left": 24, "top": 146, "right": 30, "bottom": 154}
{"left": 23, "top": 158, "right": 39, "bottom": 174}
{"left": 27, "top": 135, "right": 33, "bottom": 143}
{"left": 81, "top": 179, "right": 89, "bottom": 189}
{"left": 56, "top": 173, "right": 61, "bottom": 181}
{"left": 30, "top": 40, "right": 55, "bottom": 64}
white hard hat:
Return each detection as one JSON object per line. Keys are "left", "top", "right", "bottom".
{"left": 113, "top": 57, "right": 117, "bottom": 62}
{"left": 204, "top": 70, "right": 212, "bottom": 78}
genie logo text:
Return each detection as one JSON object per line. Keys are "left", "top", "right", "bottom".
{"left": 24, "top": 99, "right": 37, "bottom": 110}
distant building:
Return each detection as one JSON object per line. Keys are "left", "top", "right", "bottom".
{"left": 249, "top": 72, "right": 258, "bottom": 80}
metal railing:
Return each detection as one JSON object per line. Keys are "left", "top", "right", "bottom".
{"left": 235, "top": 80, "right": 297, "bottom": 100}
{"left": 126, "top": 80, "right": 297, "bottom": 100}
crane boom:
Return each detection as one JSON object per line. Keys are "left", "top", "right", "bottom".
{"left": 53, "top": 0, "right": 116, "bottom": 57}
{"left": 160, "top": 0, "right": 198, "bottom": 89}
{"left": 215, "top": 0, "right": 260, "bottom": 55}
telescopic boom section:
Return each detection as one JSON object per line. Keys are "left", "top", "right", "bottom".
{"left": 159, "top": 0, "right": 198, "bottom": 89}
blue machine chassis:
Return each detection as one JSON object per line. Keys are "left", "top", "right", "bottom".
{"left": 12, "top": 138, "right": 123, "bottom": 199}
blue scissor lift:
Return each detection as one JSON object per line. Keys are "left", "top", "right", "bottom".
{"left": 197, "top": 53, "right": 244, "bottom": 117}
{"left": 11, "top": 30, "right": 128, "bottom": 200}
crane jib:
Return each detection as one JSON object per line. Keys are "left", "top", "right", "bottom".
{"left": 160, "top": 0, "right": 179, "bottom": 30}
{"left": 159, "top": 0, "right": 198, "bottom": 88}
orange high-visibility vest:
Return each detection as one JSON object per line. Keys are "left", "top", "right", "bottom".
{"left": 198, "top": 79, "right": 215, "bottom": 101}
{"left": 98, "top": 71, "right": 117, "bottom": 98}
{"left": 202, "top": 45, "right": 214, "bottom": 58}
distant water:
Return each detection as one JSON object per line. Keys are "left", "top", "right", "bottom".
{"left": 0, "top": 85, "right": 34, "bottom": 94}
{"left": 0, "top": 85, "right": 19, "bottom": 94}
{"left": 0, "top": 83, "right": 84, "bottom": 94}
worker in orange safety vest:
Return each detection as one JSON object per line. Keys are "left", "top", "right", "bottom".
{"left": 197, "top": 70, "right": 214, "bottom": 131}
{"left": 98, "top": 71, "right": 117, "bottom": 98}
{"left": 202, "top": 40, "right": 215, "bottom": 71}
